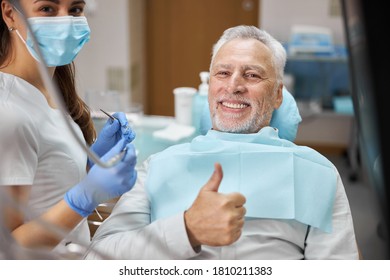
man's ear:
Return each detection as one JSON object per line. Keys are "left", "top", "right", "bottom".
{"left": 2, "top": 1, "right": 18, "bottom": 30}
{"left": 273, "top": 83, "right": 283, "bottom": 110}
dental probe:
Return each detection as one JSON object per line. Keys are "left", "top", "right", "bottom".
{"left": 99, "top": 109, "right": 135, "bottom": 138}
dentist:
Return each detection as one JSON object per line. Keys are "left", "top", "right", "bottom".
{"left": 0, "top": 0, "right": 137, "bottom": 256}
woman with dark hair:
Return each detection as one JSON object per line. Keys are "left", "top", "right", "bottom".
{"left": 0, "top": 0, "right": 137, "bottom": 256}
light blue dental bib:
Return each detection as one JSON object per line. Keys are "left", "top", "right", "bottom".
{"left": 145, "top": 127, "right": 336, "bottom": 233}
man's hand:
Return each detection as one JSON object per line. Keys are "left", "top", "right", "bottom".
{"left": 184, "top": 163, "right": 246, "bottom": 248}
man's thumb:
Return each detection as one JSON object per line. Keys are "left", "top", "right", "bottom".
{"left": 202, "top": 163, "right": 223, "bottom": 192}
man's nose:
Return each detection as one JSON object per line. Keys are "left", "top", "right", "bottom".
{"left": 227, "top": 74, "right": 245, "bottom": 94}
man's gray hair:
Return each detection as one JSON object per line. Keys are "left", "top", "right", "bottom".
{"left": 210, "top": 25, "right": 287, "bottom": 83}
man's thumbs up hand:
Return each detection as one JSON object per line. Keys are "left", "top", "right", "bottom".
{"left": 184, "top": 163, "right": 246, "bottom": 248}
{"left": 199, "top": 162, "right": 223, "bottom": 192}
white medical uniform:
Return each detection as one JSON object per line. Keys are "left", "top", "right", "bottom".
{"left": 85, "top": 157, "right": 359, "bottom": 260}
{"left": 0, "top": 72, "right": 90, "bottom": 256}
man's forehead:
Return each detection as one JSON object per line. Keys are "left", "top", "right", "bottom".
{"left": 219, "top": 38, "right": 269, "bottom": 52}
{"left": 212, "top": 63, "right": 267, "bottom": 73}
{"left": 213, "top": 39, "right": 272, "bottom": 63}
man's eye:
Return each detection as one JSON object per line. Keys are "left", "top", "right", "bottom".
{"left": 245, "top": 73, "right": 260, "bottom": 79}
{"left": 216, "top": 71, "right": 229, "bottom": 76}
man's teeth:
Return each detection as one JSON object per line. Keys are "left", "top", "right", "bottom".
{"left": 221, "top": 102, "right": 248, "bottom": 109}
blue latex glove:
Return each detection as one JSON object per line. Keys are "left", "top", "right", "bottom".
{"left": 89, "top": 112, "right": 136, "bottom": 168}
{"left": 65, "top": 138, "right": 137, "bottom": 217}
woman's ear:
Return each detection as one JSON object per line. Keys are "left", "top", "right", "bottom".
{"left": 1, "top": 1, "right": 18, "bottom": 30}
{"left": 273, "top": 83, "right": 283, "bottom": 110}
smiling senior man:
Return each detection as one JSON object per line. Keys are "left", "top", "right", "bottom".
{"left": 84, "top": 25, "right": 359, "bottom": 260}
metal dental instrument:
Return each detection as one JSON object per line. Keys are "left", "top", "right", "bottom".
{"left": 11, "top": 0, "right": 124, "bottom": 168}
{"left": 100, "top": 108, "right": 135, "bottom": 152}
{"left": 100, "top": 109, "right": 134, "bottom": 136}
{"left": 100, "top": 108, "right": 116, "bottom": 121}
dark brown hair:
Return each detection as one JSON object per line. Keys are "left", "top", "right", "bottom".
{"left": 0, "top": 1, "right": 11, "bottom": 65}
{"left": 0, "top": 1, "right": 96, "bottom": 145}
{"left": 54, "top": 64, "right": 96, "bottom": 145}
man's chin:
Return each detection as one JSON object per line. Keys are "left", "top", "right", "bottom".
{"left": 214, "top": 123, "right": 249, "bottom": 134}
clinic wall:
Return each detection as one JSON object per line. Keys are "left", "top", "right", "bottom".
{"left": 260, "top": 0, "right": 345, "bottom": 45}
{"left": 75, "top": 0, "right": 131, "bottom": 111}
{"left": 75, "top": 0, "right": 345, "bottom": 113}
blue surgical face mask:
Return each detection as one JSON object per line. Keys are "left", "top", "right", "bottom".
{"left": 15, "top": 16, "right": 90, "bottom": 67}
